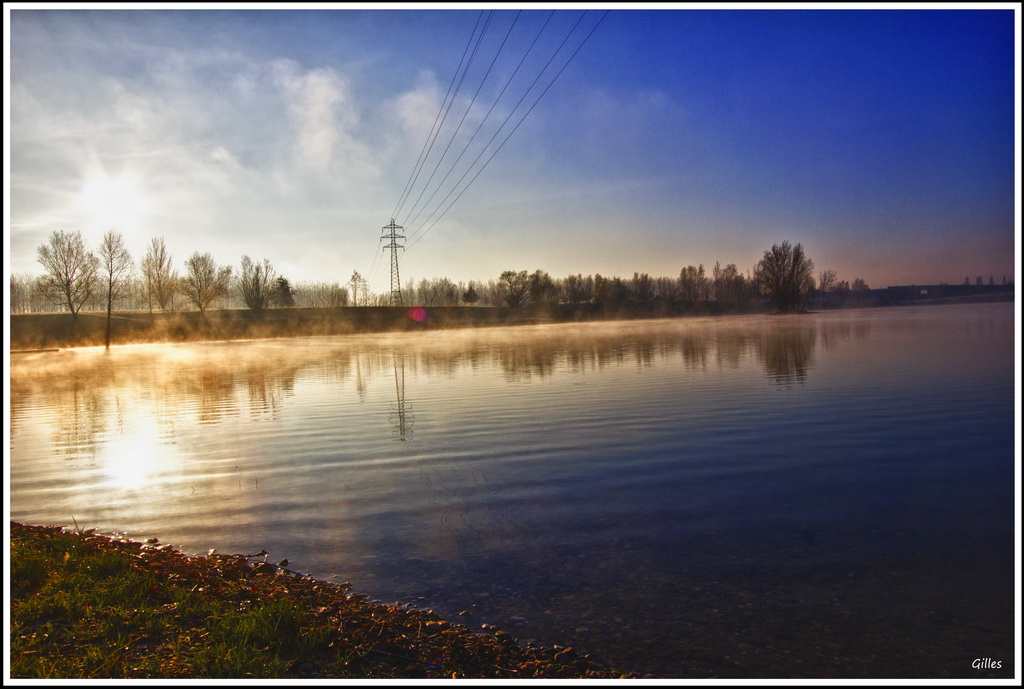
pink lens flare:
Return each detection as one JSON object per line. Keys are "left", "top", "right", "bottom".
{"left": 408, "top": 307, "right": 428, "bottom": 323}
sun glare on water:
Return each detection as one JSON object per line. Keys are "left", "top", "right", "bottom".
{"left": 97, "top": 430, "right": 176, "bottom": 493}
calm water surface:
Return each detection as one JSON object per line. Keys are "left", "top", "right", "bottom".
{"left": 8, "top": 303, "right": 1017, "bottom": 678}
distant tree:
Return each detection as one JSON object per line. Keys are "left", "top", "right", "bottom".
{"left": 631, "top": 272, "right": 655, "bottom": 302}
{"left": 349, "top": 271, "right": 370, "bottom": 306}
{"left": 653, "top": 275, "right": 677, "bottom": 301}
{"left": 754, "top": 240, "right": 815, "bottom": 313}
{"left": 678, "top": 264, "right": 708, "bottom": 303}
{"left": 139, "top": 236, "right": 178, "bottom": 312}
{"left": 592, "top": 274, "right": 610, "bottom": 304}
{"left": 411, "top": 277, "right": 458, "bottom": 306}
{"left": 434, "top": 277, "right": 461, "bottom": 305}
{"left": 9, "top": 273, "right": 35, "bottom": 314}
{"left": 36, "top": 229, "right": 100, "bottom": 318}
{"left": 499, "top": 270, "right": 530, "bottom": 308}
{"left": 851, "top": 277, "right": 870, "bottom": 291}
{"left": 474, "top": 279, "right": 503, "bottom": 307}
{"left": 462, "top": 284, "right": 480, "bottom": 305}
{"left": 237, "top": 255, "right": 277, "bottom": 314}
{"left": 712, "top": 261, "right": 746, "bottom": 305}
{"left": 528, "top": 269, "right": 558, "bottom": 305}
{"left": 817, "top": 269, "right": 837, "bottom": 295}
{"left": 562, "top": 273, "right": 593, "bottom": 304}
{"left": 97, "top": 230, "right": 134, "bottom": 348}
{"left": 607, "top": 276, "right": 631, "bottom": 304}
{"left": 975, "top": 276, "right": 983, "bottom": 286}
{"left": 273, "top": 276, "right": 296, "bottom": 307}
{"left": 181, "top": 252, "right": 232, "bottom": 315}
{"left": 293, "top": 281, "right": 348, "bottom": 308}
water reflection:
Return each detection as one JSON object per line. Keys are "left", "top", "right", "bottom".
{"left": 390, "top": 352, "right": 412, "bottom": 441}
{"left": 8, "top": 306, "right": 1016, "bottom": 678}
{"left": 756, "top": 322, "right": 818, "bottom": 384}
{"left": 9, "top": 317, "right": 867, "bottom": 448}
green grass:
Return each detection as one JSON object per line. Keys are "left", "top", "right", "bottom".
{"left": 10, "top": 527, "right": 315, "bottom": 678}
{"left": 9, "top": 522, "right": 626, "bottom": 680}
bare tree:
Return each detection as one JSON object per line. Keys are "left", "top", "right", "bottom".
{"left": 852, "top": 277, "right": 870, "bottom": 291}
{"left": 653, "top": 275, "right": 677, "bottom": 301}
{"left": 562, "top": 273, "right": 593, "bottom": 304}
{"left": 98, "top": 230, "right": 134, "bottom": 348}
{"left": 9, "top": 273, "right": 37, "bottom": 314}
{"left": 293, "top": 281, "right": 348, "bottom": 308}
{"left": 349, "top": 271, "right": 370, "bottom": 306}
{"left": 413, "top": 277, "right": 461, "bottom": 306}
{"left": 140, "top": 236, "right": 178, "bottom": 311}
{"left": 237, "top": 255, "right": 277, "bottom": 314}
{"left": 36, "top": 229, "right": 100, "bottom": 318}
{"left": 755, "top": 240, "right": 815, "bottom": 313}
{"left": 631, "top": 272, "right": 655, "bottom": 302}
{"left": 712, "top": 261, "right": 746, "bottom": 306}
{"left": 529, "top": 269, "right": 559, "bottom": 305}
{"left": 817, "top": 269, "right": 838, "bottom": 295}
{"left": 181, "top": 252, "right": 232, "bottom": 315}
{"left": 499, "top": 270, "right": 530, "bottom": 308}
{"left": 678, "top": 264, "right": 708, "bottom": 303}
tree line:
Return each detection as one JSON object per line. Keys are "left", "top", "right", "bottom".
{"left": 15, "top": 230, "right": 881, "bottom": 325}
{"left": 401, "top": 240, "right": 867, "bottom": 314}
{"left": 11, "top": 230, "right": 355, "bottom": 319}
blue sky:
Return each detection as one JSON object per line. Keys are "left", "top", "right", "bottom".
{"left": 5, "top": 5, "right": 1019, "bottom": 294}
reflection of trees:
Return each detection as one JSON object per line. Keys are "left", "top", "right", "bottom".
{"left": 714, "top": 330, "right": 749, "bottom": 369}
{"left": 192, "top": 370, "right": 240, "bottom": 425}
{"left": 495, "top": 342, "right": 559, "bottom": 382}
{"left": 9, "top": 345, "right": 343, "bottom": 444}
{"left": 755, "top": 325, "right": 817, "bottom": 385}
{"left": 818, "top": 319, "right": 859, "bottom": 353}
{"left": 677, "top": 332, "right": 711, "bottom": 371}
{"left": 10, "top": 318, "right": 876, "bottom": 456}
{"left": 245, "top": 369, "right": 290, "bottom": 418}
{"left": 53, "top": 381, "right": 106, "bottom": 458}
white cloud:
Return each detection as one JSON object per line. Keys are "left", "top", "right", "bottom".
{"left": 270, "top": 59, "right": 377, "bottom": 177}
{"left": 393, "top": 71, "right": 444, "bottom": 153}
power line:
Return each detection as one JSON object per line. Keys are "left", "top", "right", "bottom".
{"left": 407, "top": 10, "right": 608, "bottom": 250}
{"left": 398, "top": 11, "right": 525, "bottom": 231}
{"left": 399, "top": 10, "right": 552, "bottom": 233}
{"left": 405, "top": 11, "right": 584, "bottom": 245}
{"left": 369, "top": 11, "right": 489, "bottom": 289}
{"left": 374, "top": 9, "right": 608, "bottom": 292}
{"left": 391, "top": 10, "right": 492, "bottom": 223}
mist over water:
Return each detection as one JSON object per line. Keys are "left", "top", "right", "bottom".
{"left": 8, "top": 304, "right": 1016, "bottom": 678}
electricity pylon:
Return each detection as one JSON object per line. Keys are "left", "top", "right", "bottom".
{"left": 381, "top": 218, "right": 405, "bottom": 305}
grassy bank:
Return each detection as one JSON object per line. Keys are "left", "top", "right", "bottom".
{"left": 8, "top": 301, "right": 726, "bottom": 351}
{"left": 9, "top": 522, "right": 631, "bottom": 679}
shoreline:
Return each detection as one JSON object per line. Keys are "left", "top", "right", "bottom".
{"left": 7, "top": 302, "right": 741, "bottom": 351}
{"left": 9, "top": 521, "right": 635, "bottom": 679}
{"left": 8, "top": 295, "right": 1013, "bottom": 352}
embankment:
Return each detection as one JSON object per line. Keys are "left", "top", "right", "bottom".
{"left": 9, "top": 302, "right": 715, "bottom": 351}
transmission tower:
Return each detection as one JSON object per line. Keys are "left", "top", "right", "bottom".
{"left": 381, "top": 218, "right": 405, "bottom": 305}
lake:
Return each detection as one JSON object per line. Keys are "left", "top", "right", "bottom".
{"left": 7, "top": 303, "right": 1017, "bottom": 678}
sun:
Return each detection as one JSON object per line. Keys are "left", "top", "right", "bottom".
{"left": 78, "top": 172, "right": 149, "bottom": 235}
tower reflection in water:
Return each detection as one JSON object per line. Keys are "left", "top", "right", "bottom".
{"left": 389, "top": 352, "right": 412, "bottom": 441}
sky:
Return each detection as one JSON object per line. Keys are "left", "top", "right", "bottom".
{"left": 5, "top": 4, "right": 1020, "bottom": 295}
